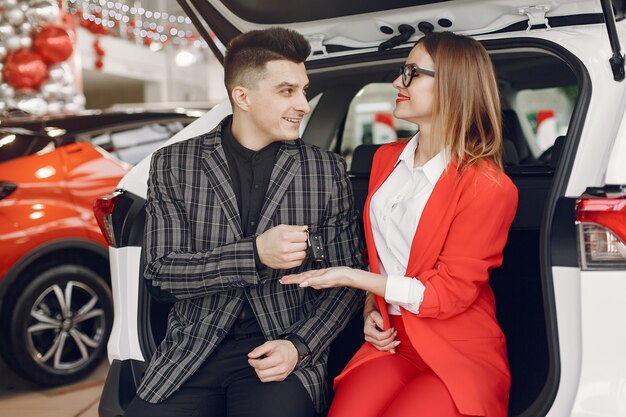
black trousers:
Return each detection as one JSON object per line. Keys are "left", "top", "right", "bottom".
{"left": 124, "top": 334, "right": 315, "bottom": 417}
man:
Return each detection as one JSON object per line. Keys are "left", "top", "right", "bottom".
{"left": 123, "top": 27, "right": 364, "bottom": 417}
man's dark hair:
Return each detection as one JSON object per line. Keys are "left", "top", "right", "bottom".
{"left": 223, "top": 27, "right": 311, "bottom": 95}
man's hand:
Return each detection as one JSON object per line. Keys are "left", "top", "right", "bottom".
{"left": 363, "top": 294, "right": 399, "bottom": 354}
{"left": 248, "top": 340, "right": 299, "bottom": 382}
{"left": 256, "top": 224, "right": 308, "bottom": 269}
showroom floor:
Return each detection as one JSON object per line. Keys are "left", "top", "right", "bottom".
{"left": 0, "top": 358, "right": 108, "bottom": 417}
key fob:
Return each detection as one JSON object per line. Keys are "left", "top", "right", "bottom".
{"left": 307, "top": 231, "right": 325, "bottom": 262}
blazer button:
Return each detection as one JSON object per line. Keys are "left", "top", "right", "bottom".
{"left": 216, "top": 329, "right": 226, "bottom": 338}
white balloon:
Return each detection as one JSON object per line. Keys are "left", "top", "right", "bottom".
{"left": 18, "top": 21, "right": 33, "bottom": 36}
{"left": 72, "top": 94, "right": 86, "bottom": 108}
{"left": 6, "top": 7, "right": 26, "bottom": 26}
{"left": 19, "top": 34, "right": 32, "bottom": 48}
{"left": 0, "top": 83, "right": 16, "bottom": 99}
{"left": 48, "top": 65, "right": 65, "bottom": 83}
{"left": 1, "top": 0, "right": 19, "bottom": 9}
{"left": 48, "top": 63, "right": 74, "bottom": 85}
{"left": 13, "top": 93, "right": 47, "bottom": 115}
{"left": 0, "top": 100, "right": 7, "bottom": 114}
{"left": 0, "top": 45, "right": 7, "bottom": 60}
{"left": 46, "top": 101, "right": 63, "bottom": 113}
{"left": 5, "top": 34, "right": 22, "bottom": 51}
{"left": 0, "top": 23, "right": 16, "bottom": 39}
{"left": 64, "top": 102, "right": 80, "bottom": 113}
{"left": 62, "top": 84, "right": 76, "bottom": 97}
{"left": 40, "top": 79, "right": 63, "bottom": 99}
{"left": 25, "top": 1, "right": 60, "bottom": 25}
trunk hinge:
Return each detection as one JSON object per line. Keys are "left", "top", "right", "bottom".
{"left": 601, "top": 0, "right": 625, "bottom": 81}
{"left": 306, "top": 34, "right": 327, "bottom": 57}
{"left": 518, "top": 5, "right": 551, "bottom": 31}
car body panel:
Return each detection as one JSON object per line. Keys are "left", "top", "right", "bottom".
{"left": 182, "top": 0, "right": 604, "bottom": 63}
{"left": 572, "top": 270, "right": 626, "bottom": 416}
{"left": 107, "top": 246, "right": 145, "bottom": 362}
{"left": 546, "top": 266, "right": 582, "bottom": 417}
{"left": 605, "top": 102, "right": 626, "bottom": 185}
{"left": 0, "top": 141, "right": 129, "bottom": 282}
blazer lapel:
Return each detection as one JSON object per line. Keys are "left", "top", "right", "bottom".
{"left": 362, "top": 142, "right": 406, "bottom": 330}
{"left": 405, "top": 163, "right": 458, "bottom": 277}
{"left": 256, "top": 141, "right": 301, "bottom": 234}
{"left": 200, "top": 136, "right": 244, "bottom": 239}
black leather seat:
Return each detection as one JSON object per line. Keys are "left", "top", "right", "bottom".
{"left": 503, "top": 139, "right": 520, "bottom": 166}
{"left": 349, "top": 144, "right": 382, "bottom": 228}
{"left": 502, "top": 110, "right": 537, "bottom": 164}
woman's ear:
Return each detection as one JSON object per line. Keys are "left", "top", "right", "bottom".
{"left": 231, "top": 86, "right": 250, "bottom": 112}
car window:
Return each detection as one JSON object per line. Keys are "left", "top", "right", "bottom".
{"left": 512, "top": 86, "right": 578, "bottom": 157}
{"left": 300, "top": 93, "right": 323, "bottom": 136}
{"left": 88, "top": 121, "right": 187, "bottom": 165}
{"left": 0, "top": 130, "right": 56, "bottom": 164}
{"left": 339, "top": 83, "right": 416, "bottom": 168}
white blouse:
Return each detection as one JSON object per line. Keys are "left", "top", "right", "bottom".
{"left": 369, "top": 134, "right": 447, "bottom": 315}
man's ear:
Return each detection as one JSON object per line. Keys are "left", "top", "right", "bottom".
{"left": 231, "top": 86, "right": 250, "bottom": 112}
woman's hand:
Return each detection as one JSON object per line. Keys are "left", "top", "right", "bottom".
{"left": 281, "top": 268, "right": 388, "bottom": 296}
{"left": 363, "top": 293, "right": 400, "bottom": 353}
{"left": 280, "top": 267, "right": 353, "bottom": 289}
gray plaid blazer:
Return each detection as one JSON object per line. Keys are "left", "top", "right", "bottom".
{"left": 137, "top": 117, "right": 364, "bottom": 413}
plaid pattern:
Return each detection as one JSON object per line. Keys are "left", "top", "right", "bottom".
{"left": 138, "top": 117, "right": 365, "bottom": 413}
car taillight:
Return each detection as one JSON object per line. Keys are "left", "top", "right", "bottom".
{"left": 575, "top": 186, "right": 626, "bottom": 270}
{"left": 94, "top": 190, "right": 123, "bottom": 247}
{"left": 0, "top": 182, "right": 17, "bottom": 200}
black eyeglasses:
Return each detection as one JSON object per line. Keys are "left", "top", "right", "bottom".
{"left": 399, "top": 64, "right": 435, "bottom": 87}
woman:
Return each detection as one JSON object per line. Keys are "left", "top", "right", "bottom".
{"left": 281, "top": 32, "right": 517, "bottom": 417}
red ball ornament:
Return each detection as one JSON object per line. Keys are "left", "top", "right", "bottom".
{"left": 3, "top": 49, "right": 48, "bottom": 90}
{"left": 34, "top": 26, "right": 74, "bottom": 64}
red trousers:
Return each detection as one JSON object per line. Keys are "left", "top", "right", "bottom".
{"left": 328, "top": 316, "right": 475, "bottom": 417}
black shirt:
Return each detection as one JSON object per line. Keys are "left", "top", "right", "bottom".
{"left": 221, "top": 116, "right": 281, "bottom": 337}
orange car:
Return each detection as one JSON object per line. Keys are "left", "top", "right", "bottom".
{"left": 0, "top": 110, "right": 197, "bottom": 385}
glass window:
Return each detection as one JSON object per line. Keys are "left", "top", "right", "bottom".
{"left": 0, "top": 130, "right": 55, "bottom": 164}
{"left": 512, "top": 86, "right": 578, "bottom": 157}
{"left": 300, "top": 93, "right": 323, "bottom": 136}
{"left": 88, "top": 121, "right": 187, "bottom": 165}
{"left": 339, "top": 83, "right": 416, "bottom": 168}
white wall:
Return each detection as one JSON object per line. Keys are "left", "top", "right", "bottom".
{"left": 76, "top": 27, "right": 226, "bottom": 107}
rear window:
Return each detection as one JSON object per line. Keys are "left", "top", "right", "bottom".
{"left": 0, "top": 131, "right": 55, "bottom": 164}
{"left": 339, "top": 83, "right": 416, "bottom": 168}
{"left": 88, "top": 121, "right": 188, "bottom": 165}
{"left": 513, "top": 86, "right": 578, "bottom": 157}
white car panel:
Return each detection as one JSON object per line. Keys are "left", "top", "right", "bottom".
{"left": 605, "top": 102, "right": 626, "bottom": 185}
{"left": 572, "top": 270, "right": 626, "bottom": 416}
{"left": 203, "top": 0, "right": 602, "bottom": 60}
{"left": 107, "top": 246, "right": 145, "bottom": 362}
{"left": 547, "top": 267, "right": 583, "bottom": 417}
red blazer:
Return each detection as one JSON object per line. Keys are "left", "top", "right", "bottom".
{"left": 335, "top": 141, "right": 518, "bottom": 417}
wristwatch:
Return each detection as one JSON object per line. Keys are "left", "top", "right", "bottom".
{"left": 282, "top": 333, "right": 311, "bottom": 367}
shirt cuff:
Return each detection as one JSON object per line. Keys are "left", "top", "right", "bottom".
{"left": 384, "top": 275, "right": 425, "bottom": 314}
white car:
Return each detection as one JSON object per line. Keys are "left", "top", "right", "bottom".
{"left": 96, "top": 1, "right": 626, "bottom": 416}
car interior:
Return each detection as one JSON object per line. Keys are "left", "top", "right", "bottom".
{"left": 135, "top": 42, "right": 582, "bottom": 416}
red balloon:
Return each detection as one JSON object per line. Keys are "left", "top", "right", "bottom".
{"left": 34, "top": 26, "right": 74, "bottom": 64}
{"left": 3, "top": 49, "right": 48, "bottom": 90}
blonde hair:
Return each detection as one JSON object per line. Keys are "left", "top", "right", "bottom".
{"left": 416, "top": 32, "right": 503, "bottom": 172}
